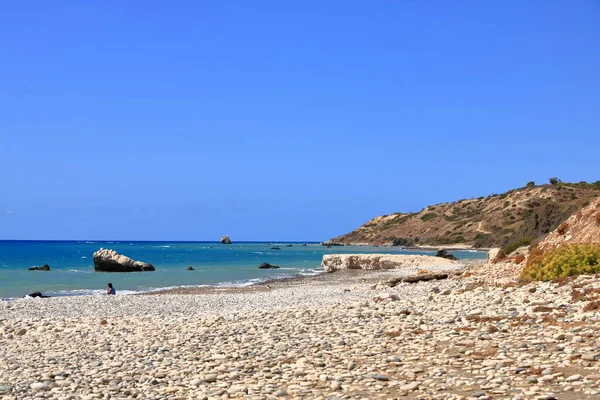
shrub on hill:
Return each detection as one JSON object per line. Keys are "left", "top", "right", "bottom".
{"left": 501, "top": 237, "right": 534, "bottom": 256}
{"left": 420, "top": 213, "right": 437, "bottom": 222}
{"left": 521, "top": 244, "right": 600, "bottom": 281}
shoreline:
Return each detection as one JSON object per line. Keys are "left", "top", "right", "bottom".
{"left": 2, "top": 250, "right": 487, "bottom": 300}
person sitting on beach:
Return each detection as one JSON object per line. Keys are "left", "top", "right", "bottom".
{"left": 106, "top": 283, "right": 116, "bottom": 295}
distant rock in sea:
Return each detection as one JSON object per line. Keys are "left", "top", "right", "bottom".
{"left": 221, "top": 236, "right": 232, "bottom": 244}
{"left": 270, "top": 246, "right": 281, "bottom": 250}
{"left": 29, "top": 264, "right": 51, "bottom": 271}
{"left": 435, "top": 249, "right": 458, "bottom": 261}
{"left": 93, "top": 248, "right": 155, "bottom": 272}
{"left": 258, "top": 262, "right": 280, "bottom": 269}
{"left": 187, "top": 266, "right": 195, "bottom": 271}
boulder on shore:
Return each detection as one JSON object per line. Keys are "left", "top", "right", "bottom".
{"left": 93, "top": 248, "right": 155, "bottom": 272}
{"left": 27, "top": 292, "right": 50, "bottom": 298}
{"left": 29, "top": 264, "right": 50, "bottom": 271}
{"left": 258, "top": 262, "right": 280, "bottom": 269}
{"left": 321, "top": 254, "right": 458, "bottom": 273}
{"left": 487, "top": 248, "right": 502, "bottom": 263}
{"left": 221, "top": 236, "right": 232, "bottom": 244}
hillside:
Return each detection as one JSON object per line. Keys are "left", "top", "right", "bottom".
{"left": 327, "top": 182, "right": 600, "bottom": 248}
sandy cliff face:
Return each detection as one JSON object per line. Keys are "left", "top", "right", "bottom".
{"left": 328, "top": 184, "right": 600, "bottom": 248}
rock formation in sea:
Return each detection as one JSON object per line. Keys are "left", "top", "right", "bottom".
{"left": 93, "top": 248, "right": 155, "bottom": 272}
{"left": 321, "top": 254, "right": 458, "bottom": 273}
{"left": 258, "top": 262, "right": 279, "bottom": 269}
{"left": 435, "top": 249, "right": 458, "bottom": 261}
{"left": 28, "top": 264, "right": 50, "bottom": 271}
{"left": 221, "top": 236, "right": 232, "bottom": 244}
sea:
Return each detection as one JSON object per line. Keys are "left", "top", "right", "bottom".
{"left": 0, "top": 241, "right": 487, "bottom": 299}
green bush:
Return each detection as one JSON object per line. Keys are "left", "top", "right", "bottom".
{"left": 501, "top": 237, "right": 534, "bottom": 255}
{"left": 420, "top": 213, "right": 437, "bottom": 222}
{"left": 526, "top": 181, "right": 535, "bottom": 188}
{"left": 521, "top": 244, "right": 600, "bottom": 281}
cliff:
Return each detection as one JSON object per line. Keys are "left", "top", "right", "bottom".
{"left": 535, "top": 196, "right": 600, "bottom": 252}
{"left": 327, "top": 182, "right": 600, "bottom": 248}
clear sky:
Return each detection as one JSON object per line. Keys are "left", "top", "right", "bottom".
{"left": 1, "top": 1, "right": 599, "bottom": 241}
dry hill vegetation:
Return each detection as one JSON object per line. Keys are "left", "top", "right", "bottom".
{"left": 329, "top": 181, "right": 600, "bottom": 249}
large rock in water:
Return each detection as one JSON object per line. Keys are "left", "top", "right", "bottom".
{"left": 221, "top": 236, "right": 232, "bottom": 244}
{"left": 321, "top": 254, "right": 459, "bottom": 273}
{"left": 93, "top": 248, "right": 155, "bottom": 272}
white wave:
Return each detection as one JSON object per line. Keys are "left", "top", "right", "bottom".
{"left": 156, "top": 245, "right": 171, "bottom": 248}
{"left": 81, "top": 256, "right": 87, "bottom": 259}
{"left": 85, "top": 241, "right": 97, "bottom": 244}
{"left": 277, "top": 268, "right": 322, "bottom": 276}
{"left": 251, "top": 251, "right": 264, "bottom": 255}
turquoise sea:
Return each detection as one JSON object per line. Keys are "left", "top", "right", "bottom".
{"left": 0, "top": 241, "right": 486, "bottom": 299}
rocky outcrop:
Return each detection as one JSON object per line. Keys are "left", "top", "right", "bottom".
{"left": 93, "top": 249, "right": 155, "bottom": 272}
{"left": 392, "top": 237, "right": 414, "bottom": 247}
{"left": 258, "top": 262, "right": 280, "bottom": 269}
{"left": 221, "top": 236, "right": 232, "bottom": 244}
{"left": 487, "top": 248, "right": 502, "bottom": 263}
{"left": 29, "top": 264, "right": 50, "bottom": 271}
{"left": 536, "top": 197, "right": 600, "bottom": 252}
{"left": 321, "top": 254, "right": 458, "bottom": 273}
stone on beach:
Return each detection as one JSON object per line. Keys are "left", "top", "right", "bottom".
{"left": 93, "top": 248, "right": 155, "bottom": 272}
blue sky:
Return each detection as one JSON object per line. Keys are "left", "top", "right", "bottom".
{"left": 1, "top": 1, "right": 599, "bottom": 241}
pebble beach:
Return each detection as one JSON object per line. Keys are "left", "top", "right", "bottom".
{"left": 3, "top": 262, "right": 600, "bottom": 400}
